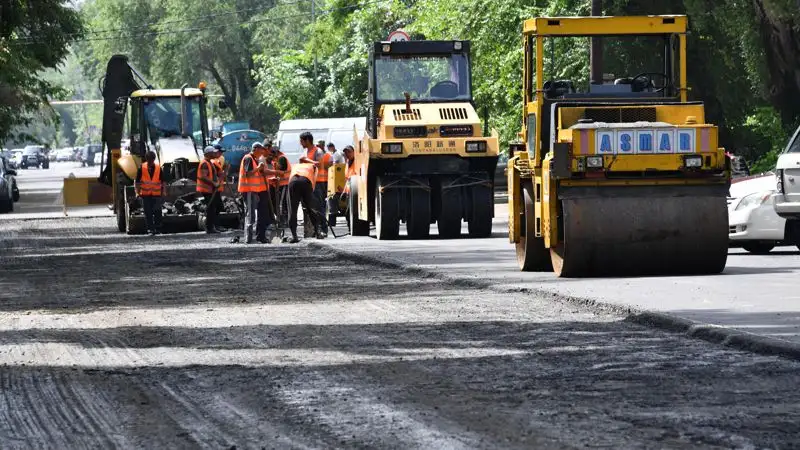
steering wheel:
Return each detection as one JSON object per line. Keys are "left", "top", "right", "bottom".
{"left": 631, "top": 72, "right": 669, "bottom": 93}
{"left": 429, "top": 80, "right": 459, "bottom": 98}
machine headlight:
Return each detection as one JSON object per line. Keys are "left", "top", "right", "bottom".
{"left": 465, "top": 141, "right": 487, "bottom": 153}
{"left": 734, "top": 191, "right": 773, "bottom": 211}
{"left": 381, "top": 143, "right": 403, "bottom": 154}
{"left": 683, "top": 155, "right": 703, "bottom": 168}
{"left": 586, "top": 156, "right": 603, "bottom": 168}
{"left": 382, "top": 43, "right": 391, "bottom": 53}
{"left": 454, "top": 41, "right": 462, "bottom": 50}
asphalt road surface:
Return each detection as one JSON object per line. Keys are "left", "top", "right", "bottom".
{"left": 1, "top": 217, "right": 800, "bottom": 448}
{"left": 2, "top": 160, "right": 800, "bottom": 447}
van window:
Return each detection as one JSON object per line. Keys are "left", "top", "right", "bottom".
{"left": 328, "top": 130, "right": 356, "bottom": 150}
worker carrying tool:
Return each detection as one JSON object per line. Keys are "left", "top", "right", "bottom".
{"left": 240, "top": 142, "right": 281, "bottom": 244}
{"left": 134, "top": 150, "right": 165, "bottom": 236}
{"left": 287, "top": 161, "right": 321, "bottom": 243}
{"left": 197, "top": 145, "right": 224, "bottom": 234}
{"left": 298, "top": 132, "right": 328, "bottom": 237}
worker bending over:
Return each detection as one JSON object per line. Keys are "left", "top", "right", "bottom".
{"left": 298, "top": 132, "right": 328, "bottom": 237}
{"left": 135, "top": 150, "right": 165, "bottom": 236}
{"left": 287, "top": 161, "right": 321, "bottom": 243}
{"left": 197, "top": 145, "right": 224, "bottom": 234}
{"left": 240, "top": 142, "right": 281, "bottom": 244}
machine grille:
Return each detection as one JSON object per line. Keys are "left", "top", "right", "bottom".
{"left": 439, "top": 107, "right": 469, "bottom": 121}
{"left": 582, "top": 107, "right": 657, "bottom": 123}
{"left": 393, "top": 108, "right": 422, "bottom": 121}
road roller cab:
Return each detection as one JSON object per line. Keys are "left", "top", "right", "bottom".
{"left": 348, "top": 39, "right": 500, "bottom": 239}
{"left": 508, "top": 15, "right": 731, "bottom": 277}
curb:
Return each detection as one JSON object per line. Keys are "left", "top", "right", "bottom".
{"left": 309, "top": 240, "right": 800, "bottom": 362}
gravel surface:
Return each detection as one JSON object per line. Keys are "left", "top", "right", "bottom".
{"left": 1, "top": 218, "right": 799, "bottom": 449}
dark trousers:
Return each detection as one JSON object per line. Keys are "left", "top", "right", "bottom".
{"left": 203, "top": 192, "right": 221, "bottom": 232}
{"left": 142, "top": 196, "right": 162, "bottom": 233}
{"left": 314, "top": 182, "right": 328, "bottom": 233}
{"left": 243, "top": 191, "right": 272, "bottom": 242}
{"left": 277, "top": 185, "right": 289, "bottom": 226}
{"left": 288, "top": 176, "right": 318, "bottom": 239}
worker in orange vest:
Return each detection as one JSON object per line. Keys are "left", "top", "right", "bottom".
{"left": 272, "top": 143, "right": 291, "bottom": 226}
{"left": 287, "top": 160, "right": 320, "bottom": 243}
{"left": 135, "top": 150, "right": 165, "bottom": 236}
{"left": 197, "top": 145, "right": 224, "bottom": 234}
{"left": 239, "top": 142, "right": 281, "bottom": 243}
{"left": 298, "top": 132, "right": 328, "bottom": 237}
{"left": 342, "top": 145, "right": 356, "bottom": 194}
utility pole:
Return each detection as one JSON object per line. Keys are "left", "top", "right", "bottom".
{"left": 590, "top": 0, "right": 603, "bottom": 85}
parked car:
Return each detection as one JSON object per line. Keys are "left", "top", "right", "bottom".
{"left": 20, "top": 145, "right": 49, "bottom": 169}
{"left": 729, "top": 173, "right": 797, "bottom": 253}
{"left": 0, "top": 157, "right": 18, "bottom": 213}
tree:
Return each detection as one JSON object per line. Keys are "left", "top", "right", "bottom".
{"left": 0, "top": 0, "right": 84, "bottom": 145}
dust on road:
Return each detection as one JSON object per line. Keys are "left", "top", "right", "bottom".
{"left": 0, "top": 218, "right": 799, "bottom": 449}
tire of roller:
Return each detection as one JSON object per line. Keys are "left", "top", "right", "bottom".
{"left": 550, "top": 189, "right": 728, "bottom": 277}
{"left": 406, "top": 179, "right": 431, "bottom": 239}
{"left": 375, "top": 177, "right": 400, "bottom": 240}
{"left": 437, "top": 177, "right": 462, "bottom": 239}
{"left": 517, "top": 181, "right": 552, "bottom": 271}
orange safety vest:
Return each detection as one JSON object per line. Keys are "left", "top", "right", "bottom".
{"left": 213, "top": 159, "right": 226, "bottom": 189}
{"left": 238, "top": 153, "right": 268, "bottom": 193}
{"left": 139, "top": 162, "right": 163, "bottom": 197}
{"left": 291, "top": 162, "right": 317, "bottom": 190}
{"left": 317, "top": 152, "right": 332, "bottom": 183}
{"left": 197, "top": 159, "right": 221, "bottom": 193}
{"left": 343, "top": 160, "right": 356, "bottom": 194}
{"left": 277, "top": 152, "right": 290, "bottom": 187}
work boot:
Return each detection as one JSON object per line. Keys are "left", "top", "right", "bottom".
{"left": 316, "top": 231, "right": 327, "bottom": 239}
{"left": 257, "top": 237, "right": 270, "bottom": 244}
{"left": 287, "top": 235, "right": 300, "bottom": 244}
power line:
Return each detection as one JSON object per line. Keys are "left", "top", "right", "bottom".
{"left": 11, "top": 1, "right": 380, "bottom": 45}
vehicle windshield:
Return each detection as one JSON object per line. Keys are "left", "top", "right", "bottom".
{"left": 533, "top": 35, "right": 679, "bottom": 98}
{"left": 23, "top": 146, "right": 42, "bottom": 155}
{"left": 374, "top": 54, "right": 471, "bottom": 102}
{"left": 143, "top": 96, "right": 203, "bottom": 141}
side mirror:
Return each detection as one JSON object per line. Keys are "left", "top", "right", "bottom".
{"left": 212, "top": 130, "right": 222, "bottom": 140}
{"left": 218, "top": 99, "right": 228, "bottom": 109}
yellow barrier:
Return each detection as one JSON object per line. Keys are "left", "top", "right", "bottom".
{"left": 62, "top": 177, "right": 113, "bottom": 211}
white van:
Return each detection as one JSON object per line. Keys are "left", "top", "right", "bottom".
{"left": 275, "top": 117, "right": 366, "bottom": 163}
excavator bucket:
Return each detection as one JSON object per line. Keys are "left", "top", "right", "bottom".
{"left": 550, "top": 185, "right": 729, "bottom": 277}
{"left": 62, "top": 177, "right": 113, "bottom": 209}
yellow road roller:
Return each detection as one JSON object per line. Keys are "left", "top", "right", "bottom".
{"left": 507, "top": 15, "right": 731, "bottom": 277}
{"left": 348, "top": 39, "right": 500, "bottom": 239}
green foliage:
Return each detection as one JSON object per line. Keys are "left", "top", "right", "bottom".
{"left": 0, "top": 0, "right": 84, "bottom": 146}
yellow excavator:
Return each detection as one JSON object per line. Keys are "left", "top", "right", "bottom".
{"left": 62, "top": 55, "right": 240, "bottom": 233}
{"left": 507, "top": 15, "right": 730, "bottom": 277}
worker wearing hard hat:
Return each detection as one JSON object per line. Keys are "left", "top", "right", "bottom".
{"left": 298, "top": 132, "right": 328, "bottom": 237}
{"left": 197, "top": 145, "right": 224, "bottom": 234}
{"left": 270, "top": 140, "right": 291, "bottom": 227}
{"left": 135, "top": 150, "right": 165, "bottom": 236}
{"left": 239, "top": 142, "right": 281, "bottom": 243}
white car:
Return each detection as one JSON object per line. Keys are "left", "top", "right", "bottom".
{"left": 728, "top": 173, "right": 795, "bottom": 253}
{"left": 773, "top": 125, "right": 800, "bottom": 218}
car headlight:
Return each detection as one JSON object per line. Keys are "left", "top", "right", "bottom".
{"left": 586, "top": 156, "right": 603, "bottom": 169}
{"left": 734, "top": 190, "right": 773, "bottom": 211}
{"left": 381, "top": 143, "right": 403, "bottom": 154}
{"left": 465, "top": 141, "right": 487, "bottom": 153}
{"left": 683, "top": 154, "right": 702, "bottom": 168}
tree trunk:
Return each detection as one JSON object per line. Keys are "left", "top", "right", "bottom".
{"left": 753, "top": 0, "right": 800, "bottom": 125}
{"left": 208, "top": 64, "right": 238, "bottom": 119}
